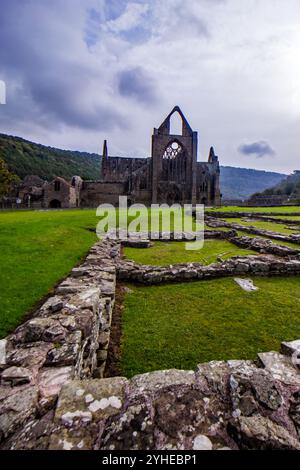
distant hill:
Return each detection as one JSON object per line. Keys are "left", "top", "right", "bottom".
{"left": 220, "top": 166, "right": 286, "bottom": 200}
{"left": 0, "top": 133, "right": 286, "bottom": 198}
{"left": 249, "top": 170, "right": 300, "bottom": 200}
{"left": 0, "top": 133, "right": 100, "bottom": 181}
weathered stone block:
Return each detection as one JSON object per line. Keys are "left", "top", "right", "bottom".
{"left": 38, "top": 366, "right": 74, "bottom": 399}
{"left": 129, "top": 369, "right": 195, "bottom": 398}
{"left": 228, "top": 416, "right": 300, "bottom": 450}
{"left": 257, "top": 352, "right": 300, "bottom": 385}
{"left": 0, "top": 386, "right": 39, "bottom": 441}
{"left": 281, "top": 339, "right": 300, "bottom": 357}
{"left": 6, "top": 342, "right": 54, "bottom": 369}
{"left": 54, "top": 377, "right": 128, "bottom": 426}
{"left": 1, "top": 366, "right": 33, "bottom": 386}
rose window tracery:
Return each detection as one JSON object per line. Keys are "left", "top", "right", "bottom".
{"left": 163, "top": 141, "right": 183, "bottom": 160}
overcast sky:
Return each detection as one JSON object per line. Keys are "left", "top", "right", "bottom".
{"left": 1, "top": 0, "right": 300, "bottom": 173}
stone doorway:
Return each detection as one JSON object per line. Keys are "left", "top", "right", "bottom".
{"left": 49, "top": 199, "right": 61, "bottom": 208}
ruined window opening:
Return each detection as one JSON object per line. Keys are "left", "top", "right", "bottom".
{"left": 169, "top": 111, "right": 183, "bottom": 135}
{"left": 54, "top": 181, "right": 60, "bottom": 191}
{"left": 163, "top": 141, "right": 183, "bottom": 160}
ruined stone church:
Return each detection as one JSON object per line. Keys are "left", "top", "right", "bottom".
{"left": 19, "top": 107, "right": 221, "bottom": 208}
{"left": 80, "top": 106, "right": 221, "bottom": 207}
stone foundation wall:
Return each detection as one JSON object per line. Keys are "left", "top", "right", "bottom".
{"left": 229, "top": 235, "right": 300, "bottom": 258}
{"left": 247, "top": 215, "right": 300, "bottom": 226}
{"left": 205, "top": 211, "right": 300, "bottom": 218}
{"left": 117, "top": 254, "right": 300, "bottom": 284}
{"left": 206, "top": 217, "right": 300, "bottom": 245}
{"left": 2, "top": 340, "right": 300, "bottom": 450}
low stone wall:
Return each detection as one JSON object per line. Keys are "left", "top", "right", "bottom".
{"left": 121, "top": 229, "right": 300, "bottom": 258}
{"left": 117, "top": 230, "right": 236, "bottom": 244}
{"left": 117, "top": 254, "right": 300, "bottom": 285}
{"left": 230, "top": 235, "right": 300, "bottom": 258}
{"left": 0, "top": 240, "right": 118, "bottom": 444}
{"left": 249, "top": 215, "right": 300, "bottom": 227}
{"left": 205, "top": 211, "right": 300, "bottom": 218}
{"left": 206, "top": 217, "right": 300, "bottom": 245}
{"left": 2, "top": 339, "right": 300, "bottom": 450}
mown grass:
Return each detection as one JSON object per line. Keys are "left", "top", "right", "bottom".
{"left": 0, "top": 209, "right": 98, "bottom": 337}
{"left": 124, "top": 239, "right": 256, "bottom": 266}
{"left": 0, "top": 207, "right": 200, "bottom": 337}
{"left": 121, "top": 276, "right": 300, "bottom": 377}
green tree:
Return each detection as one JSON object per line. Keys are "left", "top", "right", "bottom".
{"left": 0, "top": 158, "right": 19, "bottom": 199}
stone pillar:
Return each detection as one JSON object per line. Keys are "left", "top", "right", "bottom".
{"left": 101, "top": 140, "right": 108, "bottom": 180}
{"left": 191, "top": 131, "right": 198, "bottom": 206}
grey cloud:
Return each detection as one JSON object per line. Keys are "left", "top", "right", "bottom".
{"left": 0, "top": 0, "right": 127, "bottom": 133}
{"left": 118, "top": 67, "right": 157, "bottom": 104}
{"left": 238, "top": 141, "right": 275, "bottom": 158}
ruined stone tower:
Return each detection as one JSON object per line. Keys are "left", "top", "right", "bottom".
{"left": 151, "top": 106, "right": 198, "bottom": 204}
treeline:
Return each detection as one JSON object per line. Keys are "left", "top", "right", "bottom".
{"left": 0, "top": 133, "right": 100, "bottom": 181}
{"left": 250, "top": 171, "right": 300, "bottom": 199}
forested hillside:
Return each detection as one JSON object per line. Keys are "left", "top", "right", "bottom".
{"left": 0, "top": 134, "right": 100, "bottom": 180}
{"left": 0, "top": 134, "right": 286, "bottom": 199}
{"left": 220, "top": 166, "right": 285, "bottom": 200}
{"left": 250, "top": 170, "right": 300, "bottom": 199}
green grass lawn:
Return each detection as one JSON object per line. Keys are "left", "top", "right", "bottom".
{"left": 0, "top": 209, "right": 98, "bottom": 337}
{"left": 124, "top": 239, "right": 256, "bottom": 266}
{"left": 121, "top": 276, "right": 300, "bottom": 377}
{"left": 0, "top": 207, "right": 201, "bottom": 337}
{"left": 225, "top": 218, "right": 297, "bottom": 235}
{"left": 209, "top": 206, "right": 300, "bottom": 214}
{"left": 3, "top": 206, "right": 300, "bottom": 379}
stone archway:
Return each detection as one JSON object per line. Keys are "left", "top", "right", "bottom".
{"left": 49, "top": 199, "right": 61, "bottom": 208}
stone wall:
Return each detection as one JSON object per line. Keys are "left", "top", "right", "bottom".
{"left": 205, "top": 210, "right": 300, "bottom": 218}
{"left": 248, "top": 215, "right": 300, "bottom": 227}
{"left": 117, "top": 254, "right": 300, "bottom": 285}
{"left": 80, "top": 181, "right": 126, "bottom": 207}
{"left": 229, "top": 235, "right": 300, "bottom": 258}
{"left": 2, "top": 341, "right": 300, "bottom": 450}
{"left": 43, "top": 177, "right": 77, "bottom": 209}
{"left": 205, "top": 217, "right": 300, "bottom": 245}
{"left": 0, "top": 240, "right": 118, "bottom": 445}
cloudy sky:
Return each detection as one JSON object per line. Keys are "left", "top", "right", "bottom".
{"left": 1, "top": 0, "right": 300, "bottom": 173}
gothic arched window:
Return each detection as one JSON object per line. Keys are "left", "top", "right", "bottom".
{"left": 163, "top": 141, "right": 183, "bottom": 160}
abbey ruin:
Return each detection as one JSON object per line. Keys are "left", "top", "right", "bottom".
{"left": 18, "top": 107, "right": 221, "bottom": 209}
